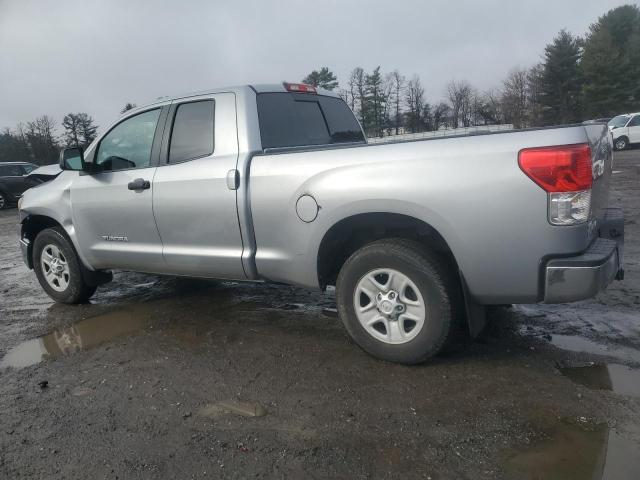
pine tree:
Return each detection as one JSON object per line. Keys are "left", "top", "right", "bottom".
{"left": 302, "top": 67, "right": 339, "bottom": 90}
{"left": 581, "top": 5, "right": 640, "bottom": 116}
{"left": 363, "top": 67, "right": 387, "bottom": 137}
{"left": 540, "top": 30, "right": 583, "bottom": 125}
{"left": 78, "top": 113, "right": 98, "bottom": 147}
{"left": 62, "top": 113, "right": 82, "bottom": 147}
{"left": 121, "top": 103, "right": 137, "bottom": 114}
{"left": 62, "top": 113, "right": 98, "bottom": 148}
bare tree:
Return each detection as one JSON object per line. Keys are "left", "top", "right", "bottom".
{"left": 381, "top": 74, "right": 394, "bottom": 135}
{"left": 405, "top": 75, "right": 425, "bottom": 133}
{"left": 349, "top": 67, "right": 367, "bottom": 130}
{"left": 526, "top": 64, "right": 544, "bottom": 127}
{"left": 25, "top": 115, "right": 59, "bottom": 165}
{"left": 346, "top": 69, "right": 359, "bottom": 112}
{"left": 388, "top": 70, "right": 406, "bottom": 134}
{"left": 432, "top": 102, "right": 450, "bottom": 130}
{"left": 446, "top": 80, "right": 473, "bottom": 127}
{"left": 501, "top": 68, "right": 529, "bottom": 128}
{"left": 338, "top": 88, "right": 351, "bottom": 106}
{"left": 482, "top": 89, "right": 504, "bottom": 124}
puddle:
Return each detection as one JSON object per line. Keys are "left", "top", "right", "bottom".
{"left": 0, "top": 281, "right": 336, "bottom": 370}
{"left": 0, "top": 306, "right": 152, "bottom": 369}
{"left": 549, "top": 334, "right": 640, "bottom": 364}
{"left": 560, "top": 363, "right": 640, "bottom": 398}
{"left": 503, "top": 419, "right": 640, "bottom": 480}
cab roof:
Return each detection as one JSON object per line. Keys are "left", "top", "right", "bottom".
{"left": 125, "top": 83, "right": 340, "bottom": 116}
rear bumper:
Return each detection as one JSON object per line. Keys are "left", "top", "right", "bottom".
{"left": 543, "top": 208, "right": 624, "bottom": 303}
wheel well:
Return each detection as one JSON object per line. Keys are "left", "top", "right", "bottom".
{"left": 317, "top": 213, "right": 458, "bottom": 289}
{"left": 22, "top": 215, "right": 63, "bottom": 243}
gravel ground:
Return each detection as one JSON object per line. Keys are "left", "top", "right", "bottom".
{"left": 1, "top": 149, "right": 639, "bottom": 479}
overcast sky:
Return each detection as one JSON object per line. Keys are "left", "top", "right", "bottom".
{"left": 0, "top": 0, "right": 636, "bottom": 133}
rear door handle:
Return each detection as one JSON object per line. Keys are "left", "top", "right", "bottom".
{"left": 128, "top": 178, "right": 151, "bottom": 190}
{"left": 226, "top": 169, "right": 239, "bottom": 190}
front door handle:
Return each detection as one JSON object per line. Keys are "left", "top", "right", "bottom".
{"left": 128, "top": 178, "right": 150, "bottom": 191}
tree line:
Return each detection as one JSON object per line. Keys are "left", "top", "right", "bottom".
{"left": 302, "top": 4, "right": 640, "bottom": 136}
{"left": 2, "top": 4, "right": 638, "bottom": 164}
{"left": 0, "top": 102, "right": 137, "bottom": 166}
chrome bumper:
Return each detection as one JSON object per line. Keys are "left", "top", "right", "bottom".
{"left": 543, "top": 208, "right": 624, "bottom": 303}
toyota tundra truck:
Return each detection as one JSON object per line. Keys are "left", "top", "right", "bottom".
{"left": 17, "top": 82, "right": 624, "bottom": 364}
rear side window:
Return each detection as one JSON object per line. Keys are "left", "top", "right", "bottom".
{"left": 169, "top": 100, "right": 215, "bottom": 163}
{"left": 629, "top": 115, "right": 640, "bottom": 127}
{"left": 0, "top": 164, "right": 23, "bottom": 176}
{"left": 257, "top": 93, "right": 364, "bottom": 149}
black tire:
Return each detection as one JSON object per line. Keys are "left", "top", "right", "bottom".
{"left": 0, "top": 192, "right": 8, "bottom": 210}
{"left": 614, "top": 136, "right": 628, "bottom": 151}
{"left": 33, "top": 227, "right": 97, "bottom": 304}
{"left": 336, "top": 238, "right": 460, "bottom": 364}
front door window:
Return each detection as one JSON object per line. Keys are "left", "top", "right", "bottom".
{"left": 95, "top": 109, "right": 161, "bottom": 171}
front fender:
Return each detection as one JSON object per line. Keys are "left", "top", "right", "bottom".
{"left": 19, "top": 172, "right": 94, "bottom": 271}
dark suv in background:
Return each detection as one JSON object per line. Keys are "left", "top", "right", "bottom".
{"left": 0, "top": 162, "right": 39, "bottom": 209}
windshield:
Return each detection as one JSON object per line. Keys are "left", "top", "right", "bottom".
{"left": 608, "top": 115, "right": 630, "bottom": 128}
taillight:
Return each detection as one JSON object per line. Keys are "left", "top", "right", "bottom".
{"left": 518, "top": 144, "right": 592, "bottom": 192}
{"left": 283, "top": 82, "right": 317, "bottom": 94}
{"left": 519, "top": 144, "right": 593, "bottom": 225}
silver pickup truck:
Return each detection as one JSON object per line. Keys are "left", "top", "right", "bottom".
{"left": 18, "top": 82, "right": 624, "bottom": 364}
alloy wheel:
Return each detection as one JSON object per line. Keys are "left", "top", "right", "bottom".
{"left": 353, "top": 268, "right": 426, "bottom": 344}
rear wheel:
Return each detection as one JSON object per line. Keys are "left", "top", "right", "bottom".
{"left": 336, "top": 238, "right": 459, "bottom": 364}
{"left": 33, "top": 227, "right": 97, "bottom": 304}
{"left": 0, "top": 192, "right": 8, "bottom": 210}
{"left": 614, "top": 137, "right": 628, "bottom": 151}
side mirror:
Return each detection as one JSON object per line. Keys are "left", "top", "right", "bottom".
{"left": 60, "top": 147, "right": 84, "bottom": 171}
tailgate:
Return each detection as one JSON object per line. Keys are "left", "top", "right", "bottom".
{"left": 583, "top": 123, "right": 614, "bottom": 231}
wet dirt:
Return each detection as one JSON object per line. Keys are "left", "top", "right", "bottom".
{"left": 560, "top": 363, "right": 640, "bottom": 398}
{"left": 503, "top": 417, "right": 640, "bottom": 480}
{"left": 1, "top": 150, "right": 640, "bottom": 479}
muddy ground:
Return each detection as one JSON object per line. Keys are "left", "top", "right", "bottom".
{"left": 1, "top": 150, "right": 639, "bottom": 479}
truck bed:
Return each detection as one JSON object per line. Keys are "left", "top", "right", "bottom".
{"left": 248, "top": 122, "right": 613, "bottom": 304}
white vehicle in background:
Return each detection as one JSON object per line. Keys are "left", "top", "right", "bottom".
{"left": 608, "top": 113, "right": 640, "bottom": 150}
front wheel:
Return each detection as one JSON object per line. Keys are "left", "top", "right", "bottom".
{"left": 336, "top": 239, "right": 459, "bottom": 364}
{"left": 614, "top": 137, "right": 628, "bottom": 151}
{"left": 33, "top": 227, "right": 97, "bottom": 304}
{"left": 0, "top": 192, "right": 8, "bottom": 210}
